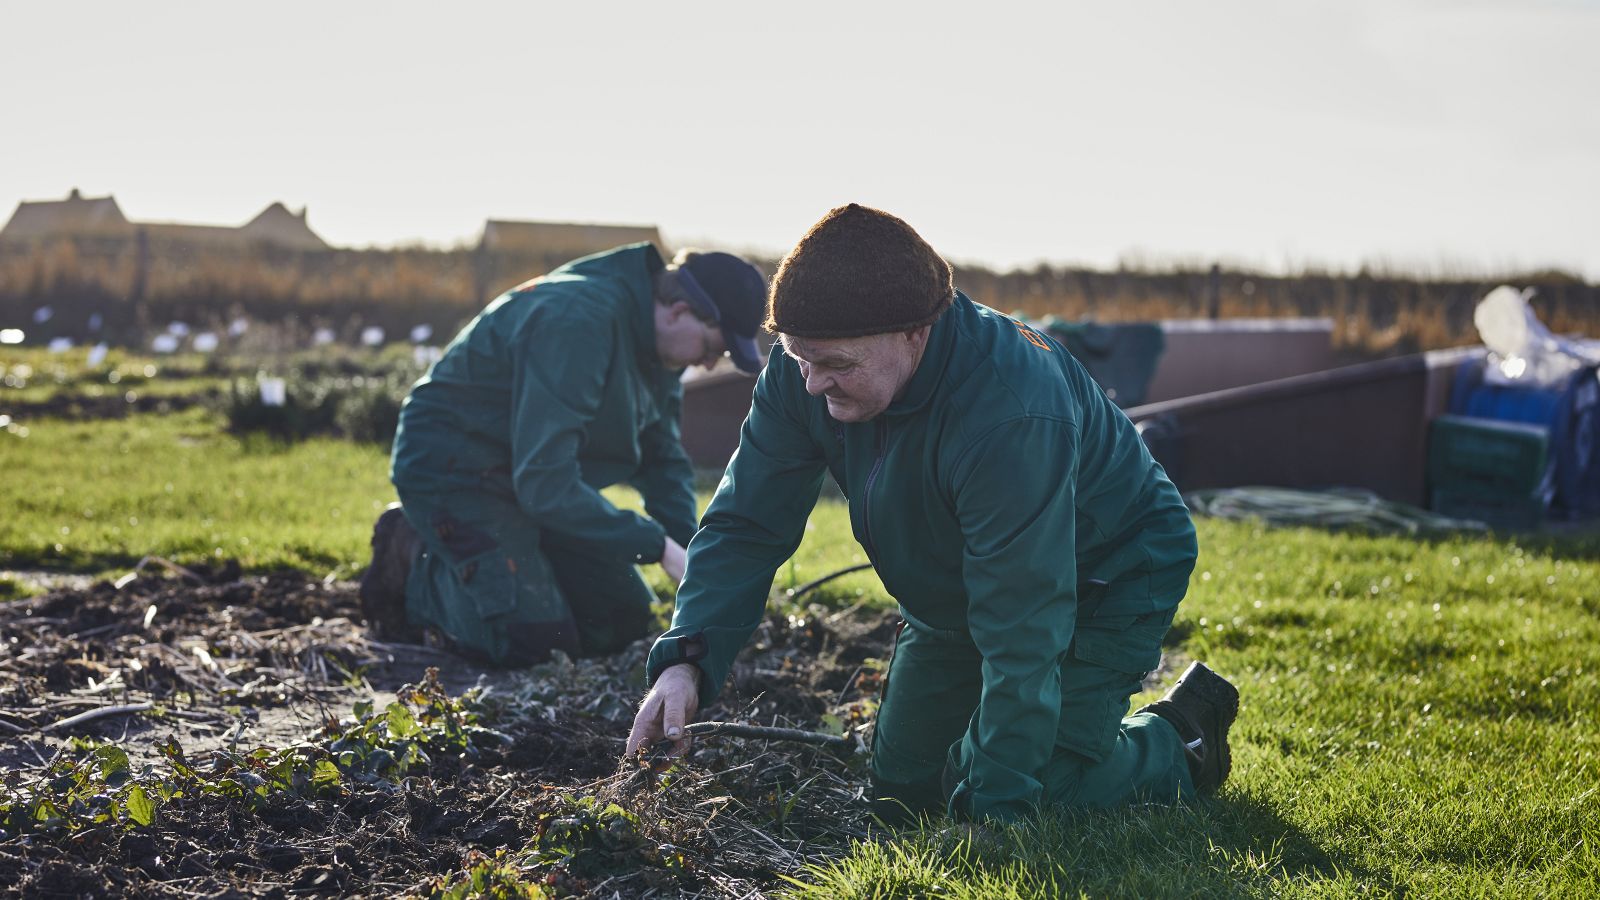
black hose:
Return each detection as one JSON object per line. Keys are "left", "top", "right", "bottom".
{"left": 784, "top": 562, "right": 875, "bottom": 601}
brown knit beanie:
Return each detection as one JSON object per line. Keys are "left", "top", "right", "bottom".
{"left": 765, "top": 204, "right": 955, "bottom": 338}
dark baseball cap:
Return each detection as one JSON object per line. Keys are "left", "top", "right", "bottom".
{"left": 674, "top": 252, "right": 768, "bottom": 374}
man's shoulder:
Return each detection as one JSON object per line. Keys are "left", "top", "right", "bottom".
{"left": 486, "top": 280, "right": 630, "bottom": 340}
{"left": 945, "top": 320, "right": 1084, "bottom": 422}
{"left": 928, "top": 303, "right": 1092, "bottom": 463}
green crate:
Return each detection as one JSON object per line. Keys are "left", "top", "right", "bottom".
{"left": 1427, "top": 414, "right": 1552, "bottom": 495}
{"left": 1430, "top": 487, "right": 1547, "bottom": 531}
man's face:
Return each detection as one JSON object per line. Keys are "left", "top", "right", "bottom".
{"left": 780, "top": 329, "right": 929, "bottom": 423}
{"left": 655, "top": 302, "right": 727, "bottom": 371}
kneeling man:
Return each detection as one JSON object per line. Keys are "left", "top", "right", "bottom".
{"left": 626, "top": 206, "right": 1237, "bottom": 823}
{"left": 362, "top": 242, "right": 767, "bottom": 667}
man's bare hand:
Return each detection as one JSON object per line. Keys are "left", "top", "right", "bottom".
{"left": 625, "top": 663, "right": 700, "bottom": 760}
{"left": 660, "top": 537, "right": 687, "bottom": 586}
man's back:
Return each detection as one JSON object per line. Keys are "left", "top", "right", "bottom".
{"left": 392, "top": 243, "right": 674, "bottom": 496}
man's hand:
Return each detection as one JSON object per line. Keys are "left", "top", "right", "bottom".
{"left": 625, "top": 663, "right": 700, "bottom": 760}
{"left": 660, "top": 537, "right": 687, "bottom": 586}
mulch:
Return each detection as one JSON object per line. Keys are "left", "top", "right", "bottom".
{"left": 0, "top": 565, "right": 898, "bottom": 898}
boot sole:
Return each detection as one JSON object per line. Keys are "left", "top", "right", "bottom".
{"left": 1175, "top": 662, "right": 1238, "bottom": 792}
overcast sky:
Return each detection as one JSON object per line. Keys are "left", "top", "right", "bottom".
{"left": 2, "top": 0, "right": 1595, "bottom": 277}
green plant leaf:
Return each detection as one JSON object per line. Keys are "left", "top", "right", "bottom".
{"left": 124, "top": 786, "right": 155, "bottom": 827}
{"left": 386, "top": 703, "right": 418, "bottom": 739}
{"left": 92, "top": 745, "right": 132, "bottom": 783}
{"left": 312, "top": 759, "right": 342, "bottom": 791}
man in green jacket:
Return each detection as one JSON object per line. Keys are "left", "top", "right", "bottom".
{"left": 625, "top": 206, "right": 1239, "bottom": 823}
{"left": 360, "top": 242, "right": 767, "bottom": 667}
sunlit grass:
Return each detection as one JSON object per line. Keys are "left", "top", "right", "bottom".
{"left": 0, "top": 410, "right": 886, "bottom": 597}
{"left": 0, "top": 409, "right": 393, "bottom": 575}
{"left": 789, "top": 521, "right": 1600, "bottom": 897}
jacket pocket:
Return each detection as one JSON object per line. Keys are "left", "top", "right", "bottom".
{"left": 1056, "top": 607, "right": 1177, "bottom": 762}
{"left": 1071, "top": 606, "right": 1175, "bottom": 676}
{"left": 453, "top": 547, "right": 519, "bottom": 621}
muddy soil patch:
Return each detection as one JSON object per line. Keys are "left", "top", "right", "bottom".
{"left": 0, "top": 570, "right": 898, "bottom": 897}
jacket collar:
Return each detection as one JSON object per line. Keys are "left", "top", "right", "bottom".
{"left": 883, "top": 292, "right": 962, "bottom": 417}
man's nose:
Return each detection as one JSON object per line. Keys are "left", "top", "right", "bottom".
{"left": 803, "top": 369, "right": 831, "bottom": 396}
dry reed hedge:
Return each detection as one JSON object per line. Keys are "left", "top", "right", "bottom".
{"left": 0, "top": 237, "right": 1593, "bottom": 356}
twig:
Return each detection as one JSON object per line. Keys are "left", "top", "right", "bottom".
{"left": 68, "top": 622, "right": 125, "bottom": 640}
{"left": 2, "top": 616, "right": 70, "bottom": 628}
{"left": 835, "top": 664, "right": 865, "bottom": 703}
{"left": 480, "top": 783, "right": 517, "bottom": 816}
{"left": 37, "top": 702, "right": 153, "bottom": 733}
{"left": 249, "top": 617, "right": 354, "bottom": 640}
{"left": 113, "top": 555, "right": 206, "bottom": 590}
{"left": 683, "top": 721, "right": 851, "bottom": 747}
{"left": 362, "top": 638, "right": 459, "bottom": 658}
{"left": 824, "top": 597, "right": 872, "bottom": 625}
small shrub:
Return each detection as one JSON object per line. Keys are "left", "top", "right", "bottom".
{"left": 321, "top": 667, "right": 506, "bottom": 783}
{"left": 425, "top": 850, "right": 549, "bottom": 899}
{"left": 0, "top": 741, "right": 163, "bottom": 838}
{"left": 219, "top": 365, "right": 419, "bottom": 444}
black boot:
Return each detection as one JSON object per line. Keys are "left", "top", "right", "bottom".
{"left": 1138, "top": 661, "right": 1239, "bottom": 795}
{"left": 359, "top": 504, "right": 423, "bottom": 643}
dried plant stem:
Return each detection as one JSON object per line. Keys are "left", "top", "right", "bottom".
{"left": 684, "top": 721, "right": 851, "bottom": 747}
{"left": 37, "top": 702, "right": 153, "bottom": 733}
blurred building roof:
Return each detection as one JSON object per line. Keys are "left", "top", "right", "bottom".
{"left": 0, "top": 188, "right": 133, "bottom": 239}
{"left": 480, "top": 219, "right": 664, "bottom": 260}
{"left": 0, "top": 190, "right": 328, "bottom": 250}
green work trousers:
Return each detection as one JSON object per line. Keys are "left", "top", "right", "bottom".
{"left": 396, "top": 480, "right": 655, "bottom": 667}
{"left": 869, "top": 608, "right": 1194, "bottom": 822}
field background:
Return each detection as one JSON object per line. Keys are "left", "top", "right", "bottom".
{"left": 3, "top": 235, "right": 1597, "bottom": 362}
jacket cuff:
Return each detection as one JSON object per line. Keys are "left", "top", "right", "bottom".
{"left": 646, "top": 630, "right": 707, "bottom": 689}
{"left": 630, "top": 520, "right": 669, "bottom": 564}
{"left": 647, "top": 626, "right": 742, "bottom": 709}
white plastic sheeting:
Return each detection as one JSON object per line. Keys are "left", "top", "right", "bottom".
{"left": 1475, "top": 285, "right": 1600, "bottom": 388}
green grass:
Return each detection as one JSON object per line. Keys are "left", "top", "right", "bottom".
{"left": 2, "top": 347, "right": 218, "bottom": 403}
{"left": 793, "top": 523, "right": 1600, "bottom": 898}
{"left": 0, "top": 409, "right": 882, "bottom": 594}
{"left": 0, "top": 409, "right": 394, "bottom": 575}
{"left": 3, "top": 408, "right": 1597, "bottom": 896}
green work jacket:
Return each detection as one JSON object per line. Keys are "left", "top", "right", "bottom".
{"left": 391, "top": 243, "right": 697, "bottom": 563}
{"left": 646, "top": 291, "right": 1198, "bottom": 821}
